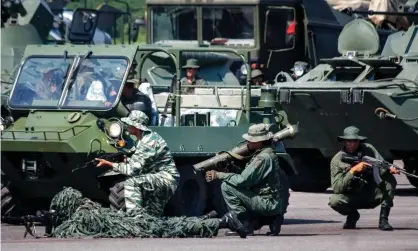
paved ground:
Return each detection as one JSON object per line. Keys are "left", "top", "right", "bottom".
{"left": 1, "top": 176, "right": 417, "bottom": 251}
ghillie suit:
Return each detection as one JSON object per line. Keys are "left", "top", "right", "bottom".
{"left": 49, "top": 187, "right": 220, "bottom": 238}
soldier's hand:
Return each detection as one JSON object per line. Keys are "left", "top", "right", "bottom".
{"left": 205, "top": 170, "right": 217, "bottom": 182}
{"left": 390, "top": 166, "right": 400, "bottom": 175}
{"left": 96, "top": 158, "right": 112, "bottom": 167}
{"left": 351, "top": 162, "right": 371, "bottom": 174}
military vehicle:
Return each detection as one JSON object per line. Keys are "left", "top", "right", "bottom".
{"left": 145, "top": 0, "right": 401, "bottom": 83}
{"left": 0, "top": 39, "right": 300, "bottom": 218}
{"left": 269, "top": 19, "right": 418, "bottom": 191}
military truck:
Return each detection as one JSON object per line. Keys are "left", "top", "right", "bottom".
{"left": 269, "top": 19, "right": 418, "bottom": 190}
{"left": 145, "top": 0, "right": 399, "bottom": 82}
{"left": 0, "top": 39, "right": 300, "bottom": 218}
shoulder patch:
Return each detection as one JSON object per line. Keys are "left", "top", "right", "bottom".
{"left": 252, "top": 157, "right": 265, "bottom": 168}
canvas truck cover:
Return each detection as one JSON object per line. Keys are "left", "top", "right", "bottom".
{"left": 326, "top": 0, "right": 409, "bottom": 29}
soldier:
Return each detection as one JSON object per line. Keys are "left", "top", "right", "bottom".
{"left": 328, "top": 126, "right": 400, "bottom": 231}
{"left": 37, "top": 67, "right": 63, "bottom": 100}
{"left": 205, "top": 123, "right": 290, "bottom": 238}
{"left": 95, "top": 110, "right": 180, "bottom": 216}
{"left": 180, "top": 58, "right": 207, "bottom": 94}
{"left": 250, "top": 69, "right": 267, "bottom": 86}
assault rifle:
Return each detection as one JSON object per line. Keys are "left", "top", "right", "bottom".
{"left": 341, "top": 154, "right": 418, "bottom": 185}
{"left": 1, "top": 210, "right": 57, "bottom": 238}
{"left": 72, "top": 151, "right": 127, "bottom": 172}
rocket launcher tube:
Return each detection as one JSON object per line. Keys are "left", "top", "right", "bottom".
{"left": 193, "top": 123, "right": 299, "bottom": 172}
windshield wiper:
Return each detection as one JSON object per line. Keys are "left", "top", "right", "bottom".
{"left": 60, "top": 50, "right": 69, "bottom": 91}
{"left": 66, "top": 50, "right": 93, "bottom": 91}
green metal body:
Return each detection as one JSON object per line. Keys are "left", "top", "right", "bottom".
{"left": 144, "top": 0, "right": 396, "bottom": 82}
{"left": 1, "top": 43, "right": 296, "bottom": 216}
{"left": 271, "top": 20, "right": 418, "bottom": 188}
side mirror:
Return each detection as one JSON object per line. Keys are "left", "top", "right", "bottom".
{"left": 68, "top": 8, "right": 99, "bottom": 44}
{"left": 131, "top": 18, "right": 146, "bottom": 43}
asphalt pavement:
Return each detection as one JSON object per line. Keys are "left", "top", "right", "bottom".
{"left": 1, "top": 176, "right": 417, "bottom": 251}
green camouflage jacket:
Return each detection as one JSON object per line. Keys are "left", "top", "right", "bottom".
{"left": 180, "top": 76, "right": 207, "bottom": 94}
{"left": 111, "top": 131, "right": 180, "bottom": 183}
{"left": 216, "top": 146, "right": 284, "bottom": 199}
{"left": 330, "top": 143, "right": 390, "bottom": 194}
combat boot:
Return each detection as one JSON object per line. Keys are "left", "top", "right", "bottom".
{"left": 220, "top": 212, "right": 254, "bottom": 238}
{"left": 343, "top": 210, "right": 360, "bottom": 229}
{"left": 266, "top": 214, "right": 284, "bottom": 236}
{"left": 378, "top": 207, "right": 393, "bottom": 231}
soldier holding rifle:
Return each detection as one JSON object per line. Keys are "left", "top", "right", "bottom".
{"left": 328, "top": 126, "right": 400, "bottom": 231}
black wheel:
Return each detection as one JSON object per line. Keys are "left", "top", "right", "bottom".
{"left": 288, "top": 156, "right": 331, "bottom": 193}
{"left": 109, "top": 180, "right": 126, "bottom": 211}
{"left": 168, "top": 165, "right": 207, "bottom": 217}
{"left": 1, "top": 182, "right": 15, "bottom": 217}
{"left": 1, "top": 174, "right": 22, "bottom": 223}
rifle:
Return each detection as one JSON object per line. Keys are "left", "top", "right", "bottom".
{"left": 1, "top": 210, "right": 57, "bottom": 238}
{"left": 72, "top": 151, "right": 127, "bottom": 172}
{"left": 341, "top": 154, "right": 418, "bottom": 185}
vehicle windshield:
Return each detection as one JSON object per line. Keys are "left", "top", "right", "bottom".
{"left": 62, "top": 57, "right": 129, "bottom": 109}
{"left": 8, "top": 57, "right": 73, "bottom": 108}
{"left": 150, "top": 6, "right": 255, "bottom": 45}
{"left": 151, "top": 6, "right": 197, "bottom": 43}
{"left": 9, "top": 56, "right": 129, "bottom": 110}
{"left": 202, "top": 7, "right": 255, "bottom": 44}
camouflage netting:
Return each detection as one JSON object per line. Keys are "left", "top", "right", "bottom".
{"left": 50, "top": 187, "right": 219, "bottom": 238}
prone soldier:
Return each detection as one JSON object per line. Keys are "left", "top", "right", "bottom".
{"left": 95, "top": 110, "right": 180, "bottom": 216}
{"left": 328, "top": 126, "right": 400, "bottom": 231}
{"left": 205, "top": 123, "right": 290, "bottom": 238}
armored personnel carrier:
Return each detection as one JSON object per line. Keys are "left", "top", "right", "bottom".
{"left": 0, "top": 42, "right": 299, "bottom": 218}
{"left": 271, "top": 19, "right": 418, "bottom": 190}
{"left": 145, "top": 0, "right": 401, "bottom": 83}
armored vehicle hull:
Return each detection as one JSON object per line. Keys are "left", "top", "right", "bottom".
{"left": 1, "top": 44, "right": 298, "bottom": 219}
{"left": 271, "top": 20, "right": 418, "bottom": 190}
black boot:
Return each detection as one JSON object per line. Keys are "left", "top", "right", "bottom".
{"left": 343, "top": 210, "right": 360, "bottom": 229}
{"left": 220, "top": 212, "right": 254, "bottom": 238}
{"left": 199, "top": 210, "right": 218, "bottom": 220}
{"left": 378, "top": 207, "right": 393, "bottom": 231}
{"left": 266, "top": 214, "right": 284, "bottom": 236}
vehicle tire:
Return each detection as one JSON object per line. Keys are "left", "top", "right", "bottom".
{"left": 109, "top": 180, "right": 126, "bottom": 212}
{"left": 169, "top": 165, "right": 207, "bottom": 217}
{"left": 288, "top": 156, "right": 331, "bottom": 193}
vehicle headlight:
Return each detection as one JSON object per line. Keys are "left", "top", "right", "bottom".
{"left": 109, "top": 122, "right": 122, "bottom": 138}
{"left": 240, "top": 64, "right": 248, "bottom": 75}
{"left": 293, "top": 62, "right": 307, "bottom": 77}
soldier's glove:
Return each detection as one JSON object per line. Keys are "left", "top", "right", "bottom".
{"left": 205, "top": 170, "right": 217, "bottom": 182}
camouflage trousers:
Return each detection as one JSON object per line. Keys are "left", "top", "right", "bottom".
{"left": 329, "top": 173, "right": 397, "bottom": 215}
{"left": 124, "top": 171, "right": 179, "bottom": 216}
{"left": 221, "top": 182, "right": 289, "bottom": 218}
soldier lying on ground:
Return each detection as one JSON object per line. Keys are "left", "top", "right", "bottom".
{"left": 204, "top": 124, "right": 290, "bottom": 238}
{"left": 95, "top": 110, "right": 180, "bottom": 216}
{"left": 328, "top": 126, "right": 400, "bottom": 231}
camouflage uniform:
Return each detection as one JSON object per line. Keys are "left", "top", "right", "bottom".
{"left": 328, "top": 126, "right": 397, "bottom": 230}
{"left": 112, "top": 111, "right": 180, "bottom": 216}
{"left": 213, "top": 124, "right": 289, "bottom": 237}
{"left": 180, "top": 58, "right": 207, "bottom": 94}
